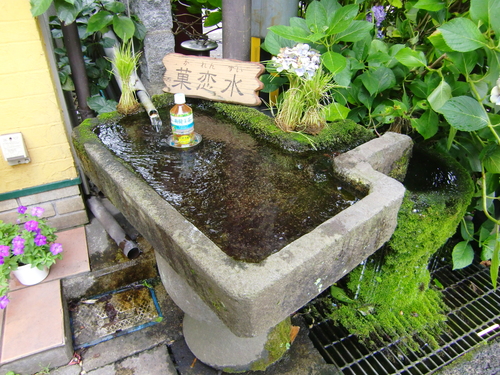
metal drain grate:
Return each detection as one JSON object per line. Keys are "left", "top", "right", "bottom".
{"left": 304, "top": 263, "right": 500, "bottom": 374}
{"left": 70, "top": 281, "right": 162, "bottom": 349}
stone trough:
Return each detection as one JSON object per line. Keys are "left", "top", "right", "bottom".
{"left": 73, "top": 102, "right": 412, "bottom": 372}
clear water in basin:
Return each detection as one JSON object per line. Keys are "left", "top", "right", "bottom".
{"left": 96, "top": 110, "right": 361, "bottom": 262}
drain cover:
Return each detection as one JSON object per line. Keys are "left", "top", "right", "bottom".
{"left": 303, "top": 262, "right": 500, "bottom": 374}
{"left": 70, "top": 281, "right": 162, "bottom": 349}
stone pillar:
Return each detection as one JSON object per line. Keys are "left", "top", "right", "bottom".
{"left": 155, "top": 252, "right": 291, "bottom": 372}
{"left": 128, "top": 0, "right": 176, "bottom": 95}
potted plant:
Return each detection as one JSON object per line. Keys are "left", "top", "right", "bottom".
{"left": 0, "top": 206, "right": 64, "bottom": 309}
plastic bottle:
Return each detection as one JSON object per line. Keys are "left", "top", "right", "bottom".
{"left": 170, "top": 93, "right": 195, "bottom": 147}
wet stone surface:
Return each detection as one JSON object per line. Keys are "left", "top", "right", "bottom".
{"left": 96, "top": 111, "right": 361, "bottom": 262}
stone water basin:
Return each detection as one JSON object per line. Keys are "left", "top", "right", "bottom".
{"left": 73, "top": 99, "right": 412, "bottom": 371}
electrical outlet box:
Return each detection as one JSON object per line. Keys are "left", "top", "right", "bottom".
{"left": 0, "top": 133, "right": 31, "bottom": 165}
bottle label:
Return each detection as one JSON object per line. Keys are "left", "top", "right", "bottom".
{"left": 171, "top": 113, "right": 194, "bottom": 135}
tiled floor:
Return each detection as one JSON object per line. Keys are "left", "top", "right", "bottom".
{"left": 0, "top": 226, "right": 90, "bottom": 365}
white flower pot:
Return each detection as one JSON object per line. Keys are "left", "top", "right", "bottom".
{"left": 12, "top": 264, "right": 49, "bottom": 286}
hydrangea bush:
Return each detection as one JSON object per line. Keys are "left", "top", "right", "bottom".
{"left": 0, "top": 206, "right": 63, "bottom": 308}
{"left": 270, "top": 43, "right": 336, "bottom": 134}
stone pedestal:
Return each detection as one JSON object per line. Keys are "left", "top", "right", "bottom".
{"left": 155, "top": 253, "right": 290, "bottom": 372}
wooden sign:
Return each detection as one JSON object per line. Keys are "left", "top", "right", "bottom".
{"left": 162, "top": 53, "right": 264, "bottom": 106}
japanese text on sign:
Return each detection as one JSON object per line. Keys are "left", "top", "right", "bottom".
{"left": 162, "top": 53, "right": 264, "bottom": 106}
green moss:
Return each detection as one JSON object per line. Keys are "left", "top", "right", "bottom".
{"left": 326, "top": 145, "right": 474, "bottom": 349}
{"left": 387, "top": 147, "right": 412, "bottom": 182}
{"left": 250, "top": 317, "right": 291, "bottom": 372}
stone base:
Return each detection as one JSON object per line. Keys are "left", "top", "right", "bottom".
{"left": 155, "top": 252, "right": 291, "bottom": 372}
{"left": 184, "top": 314, "right": 272, "bottom": 372}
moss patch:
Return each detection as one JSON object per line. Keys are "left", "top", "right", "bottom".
{"left": 325, "top": 145, "right": 474, "bottom": 349}
{"left": 249, "top": 317, "right": 292, "bottom": 372}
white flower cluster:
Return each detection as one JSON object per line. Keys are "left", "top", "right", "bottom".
{"left": 271, "top": 43, "right": 321, "bottom": 79}
{"left": 490, "top": 78, "right": 500, "bottom": 105}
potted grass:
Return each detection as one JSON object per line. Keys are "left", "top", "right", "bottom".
{"left": 0, "top": 206, "right": 63, "bottom": 309}
{"left": 110, "top": 41, "right": 142, "bottom": 115}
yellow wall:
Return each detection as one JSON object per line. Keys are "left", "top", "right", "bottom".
{"left": 0, "top": 1, "right": 78, "bottom": 194}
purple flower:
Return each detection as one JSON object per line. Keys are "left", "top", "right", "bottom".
{"left": 31, "top": 207, "right": 44, "bottom": 217}
{"left": 34, "top": 234, "right": 47, "bottom": 246}
{"left": 50, "top": 243, "right": 63, "bottom": 255}
{"left": 17, "top": 206, "right": 27, "bottom": 214}
{"left": 12, "top": 236, "right": 25, "bottom": 255}
{"left": 0, "top": 295, "right": 9, "bottom": 309}
{"left": 0, "top": 245, "right": 9, "bottom": 257}
{"left": 24, "top": 220, "right": 39, "bottom": 232}
{"left": 372, "top": 5, "right": 386, "bottom": 27}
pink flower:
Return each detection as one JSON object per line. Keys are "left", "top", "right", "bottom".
{"left": 31, "top": 207, "right": 44, "bottom": 217}
{"left": 12, "top": 236, "right": 25, "bottom": 255}
{"left": 0, "top": 295, "right": 9, "bottom": 309}
{"left": 34, "top": 234, "right": 47, "bottom": 246}
{"left": 17, "top": 206, "right": 27, "bottom": 214}
{"left": 50, "top": 243, "right": 63, "bottom": 255}
{"left": 24, "top": 220, "right": 39, "bottom": 232}
{"left": 0, "top": 245, "right": 9, "bottom": 257}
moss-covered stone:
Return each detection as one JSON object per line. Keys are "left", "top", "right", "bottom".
{"left": 249, "top": 317, "right": 292, "bottom": 372}
{"left": 325, "top": 145, "right": 474, "bottom": 349}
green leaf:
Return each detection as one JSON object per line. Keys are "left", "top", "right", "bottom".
{"left": 87, "top": 96, "right": 117, "bottom": 114}
{"left": 87, "top": 11, "right": 113, "bottom": 33}
{"left": 104, "top": 1, "right": 125, "bottom": 13}
{"left": 305, "top": 1, "right": 327, "bottom": 34}
{"left": 470, "top": 0, "right": 500, "bottom": 36}
{"left": 330, "top": 286, "right": 355, "bottom": 303}
{"left": 438, "top": 18, "right": 489, "bottom": 52}
{"left": 30, "top": 0, "right": 53, "bottom": 17}
{"left": 322, "top": 51, "right": 347, "bottom": 75}
{"left": 260, "top": 74, "right": 287, "bottom": 93}
{"left": 439, "top": 96, "right": 489, "bottom": 131}
{"left": 452, "top": 241, "right": 474, "bottom": 270}
{"left": 394, "top": 47, "right": 427, "bottom": 68}
{"left": 327, "top": 4, "right": 358, "bottom": 34}
{"left": 447, "top": 51, "right": 479, "bottom": 76}
{"left": 262, "top": 32, "right": 296, "bottom": 55}
{"left": 460, "top": 219, "right": 475, "bottom": 241}
{"left": 413, "top": 0, "right": 446, "bottom": 11}
{"left": 54, "top": 0, "right": 80, "bottom": 24}
{"left": 491, "top": 238, "right": 500, "bottom": 288}
{"left": 204, "top": 10, "right": 222, "bottom": 27}
{"left": 289, "top": 17, "right": 309, "bottom": 32}
{"left": 480, "top": 235, "right": 496, "bottom": 261}
{"left": 359, "top": 67, "right": 396, "bottom": 96}
{"left": 411, "top": 109, "right": 439, "bottom": 139}
{"left": 268, "top": 25, "right": 312, "bottom": 43}
{"left": 428, "top": 30, "right": 454, "bottom": 52}
{"left": 324, "top": 102, "right": 350, "bottom": 121}
{"left": 481, "top": 144, "right": 500, "bottom": 173}
{"left": 112, "top": 15, "right": 135, "bottom": 41}
{"left": 427, "top": 80, "right": 452, "bottom": 112}
{"left": 335, "top": 20, "right": 373, "bottom": 43}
